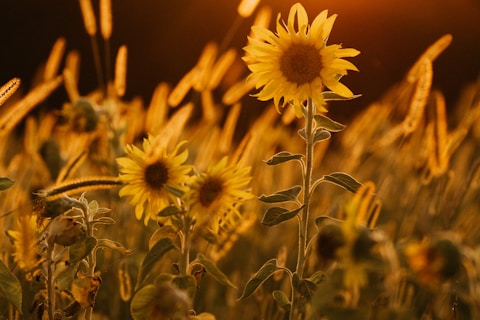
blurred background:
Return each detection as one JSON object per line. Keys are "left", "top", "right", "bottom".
{"left": 1, "top": 0, "right": 479, "bottom": 120}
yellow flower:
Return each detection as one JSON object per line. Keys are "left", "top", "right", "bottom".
{"left": 6, "top": 215, "right": 44, "bottom": 279}
{"left": 186, "top": 157, "right": 253, "bottom": 233}
{"left": 116, "top": 135, "right": 192, "bottom": 225}
{"left": 243, "top": 3, "right": 359, "bottom": 115}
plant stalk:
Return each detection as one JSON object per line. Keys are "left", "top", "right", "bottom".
{"left": 290, "top": 98, "right": 315, "bottom": 319}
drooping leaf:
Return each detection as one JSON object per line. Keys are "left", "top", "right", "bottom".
{"left": 313, "top": 129, "right": 331, "bottom": 144}
{"left": 292, "top": 273, "right": 316, "bottom": 301}
{"left": 264, "top": 151, "right": 303, "bottom": 166}
{"left": 238, "top": 259, "right": 280, "bottom": 300}
{"left": 157, "top": 205, "right": 183, "bottom": 217}
{"left": 91, "top": 217, "right": 116, "bottom": 225}
{"left": 321, "top": 91, "right": 362, "bottom": 102}
{"left": 307, "top": 271, "right": 328, "bottom": 285}
{"left": 272, "top": 290, "right": 291, "bottom": 312}
{"left": 0, "top": 177, "right": 14, "bottom": 190}
{"left": 313, "top": 113, "right": 346, "bottom": 132}
{"left": 197, "top": 254, "right": 237, "bottom": 289}
{"left": 96, "top": 238, "right": 134, "bottom": 255}
{"left": 56, "top": 262, "right": 79, "bottom": 291}
{"left": 139, "top": 238, "right": 176, "bottom": 284}
{"left": 258, "top": 185, "right": 302, "bottom": 203}
{"left": 69, "top": 236, "right": 97, "bottom": 264}
{"left": 0, "top": 259, "right": 22, "bottom": 313}
{"left": 261, "top": 206, "right": 303, "bottom": 227}
{"left": 323, "top": 172, "right": 362, "bottom": 193}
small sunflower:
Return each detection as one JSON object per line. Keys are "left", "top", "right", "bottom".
{"left": 243, "top": 3, "right": 359, "bottom": 115}
{"left": 116, "top": 135, "right": 192, "bottom": 225}
{"left": 186, "top": 157, "right": 253, "bottom": 233}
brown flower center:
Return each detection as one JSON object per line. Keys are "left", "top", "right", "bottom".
{"left": 144, "top": 161, "right": 169, "bottom": 190}
{"left": 198, "top": 177, "right": 224, "bottom": 208}
{"left": 279, "top": 43, "right": 322, "bottom": 85}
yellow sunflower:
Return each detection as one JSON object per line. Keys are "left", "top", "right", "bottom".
{"left": 243, "top": 3, "right": 360, "bottom": 115}
{"left": 186, "top": 157, "right": 253, "bottom": 233}
{"left": 116, "top": 135, "right": 192, "bottom": 225}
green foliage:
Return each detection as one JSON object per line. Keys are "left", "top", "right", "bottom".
{"left": 138, "top": 238, "right": 176, "bottom": 285}
{"left": 261, "top": 206, "right": 304, "bottom": 226}
{"left": 258, "top": 185, "right": 302, "bottom": 203}
{"left": 0, "top": 259, "right": 22, "bottom": 314}
{"left": 321, "top": 172, "right": 362, "bottom": 193}
{"left": 264, "top": 151, "right": 303, "bottom": 166}
{"left": 238, "top": 259, "right": 281, "bottom": 300}
{"left": 0, "top": 177, "right": 14, "bottom": 190}
{"left": 69, "top": 236, "right": 97, "bottom": 264}
{"left": 196, "top": 254, "right": 237, "bottom": 289}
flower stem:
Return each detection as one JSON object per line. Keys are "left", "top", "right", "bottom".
{"left": 46, "top": 245, "right": 55, "bottom": 320}
{"left": 83, "top": 204, "right": 96, "bottom": 320}
{"left": 179, "top": 216, "right": 191, "bottom": 277}
{"left": 291, "top": 98, "right": 315, "bottom": 319}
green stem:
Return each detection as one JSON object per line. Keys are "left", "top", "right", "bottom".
{"left": 46, "top": 245, "right": 55, "bottom": 320}
{"left": 290, "top": 98, "right": 315, "bottom": 319}
{"left": 83, "top": 204, "right": 96, "bottom": 320}
{"left": 179, "top": 216, "right": 191, "bottom": 277}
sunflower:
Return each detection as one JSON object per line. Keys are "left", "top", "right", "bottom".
{"left": 243, "top": 3, "right": 359, "bottom": 115}
{"left": 186, "top": 157, "right": 253, "bottom": 233}
{"left": 116, "top": 135, "right": 192, "bottom": 225}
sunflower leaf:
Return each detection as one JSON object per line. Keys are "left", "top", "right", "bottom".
{"left": 273, "top": 290, "right": 291, "bottom": 312}
{"left": 0, "top": 177, "right": 15, "bottom": 190}
{"left": 238, "top": 259, "right": 280, "bottom": 300}
{"left": 261, "top": 206, "right": 304, "bottom": 226}
{"left": 157, "top": 205, "right": 183, "bottom": 217}
{"left": 69, "top": 236, "right": 97, "bottom": 264}
{"left": 197, "top": 254, "right": 237, "bottom": 289}
{"left": 130, "top": 284, "right": 156, "bottom": 320}
{"left": 0, "top": 259, "right": 22, "bottom": 314}
{"left": 264, "top": 151, "right": 303, "bottom": 166}
{"left": 313, "top": 114, "right": 346, "bottom": 132}
{"left": 96, "top": 238, "right": 135, "bottom": 255}
{"left": 138, "top": 238, "right": 176, "bottom": 285}
{"left": 258, "top": 185, "right": 302, "bottom": 203}
{"left": 323, "top": 172, "right": 362, "bottom": 193}
{"left": 313, "top": 129, "right": 331, "bottom": 144}
{"left": 321, "top": 91, "right": 362, "bottom": 102}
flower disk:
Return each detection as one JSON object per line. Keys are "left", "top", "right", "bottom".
{"left": 243, "top": 3, "right": 360, "bottom": 115}
{"left": 116, "top": 136, "right": 192, "bottom": 225}
{"left": 186, "top": 157, "right": 253, "bottom": 233}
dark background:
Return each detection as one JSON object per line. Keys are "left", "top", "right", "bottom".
{"left": 1, "top": 0, "right": 479, "bottom": 119}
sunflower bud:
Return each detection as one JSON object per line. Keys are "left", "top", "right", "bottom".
{"left": 47, "top": 215, "right": 85, "bottom": 247}
{"left": 316, "top": 222, "right": 345, "bottom": 262}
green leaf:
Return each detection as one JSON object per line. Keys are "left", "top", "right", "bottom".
{"left": 69, "top": 236, "right": 97, "bottom": 264}
{"left": 130, "top": 284, "right": 156, "bottom": 320}
{"left": 172, "top": 275, "right": 197, "bottom": 297}
{"left": 264, "top": 151, "right": 303, "bottom": 166}
{"left": 238, "top": 259, "right": 280, "bottom": 300}
{"left": 314, "top": 215, "right": 343, "bottom": 228}
{"left": 313, "top": 114, "right": 346, "bottom": 132}
{"left": 321, "top": 91, "right": 362, "bottom": 102}
{"left": 307, "top": 271, "right": 327, "bottom": 285}
{"left": 0, "top": 259, "right": 22, "bottom": 313}
{"left": 258, "top": 185, "right": 302, "bottom": 203}
{"left": 272, "top": 290, "right": 291, "bottom": 312}
{"left": 56, "top": 262, "right": 79, "bottom": 291}
{"left": 313, "top": 129, "right": 331, "bottom": 144}
{"left": 139, "top": 238, "right": 176, "bottom": 284}
{"left": 261, "top": 206, "right": 303, "bottom": 227}
{"left": 164, "top": 185, "right": 185, "bottom": 197}
{"left": 197, "top": 254, "right": 237, "bottom": 289}
{"left": 292, "top": 273, "right": 316, "bottom": 301}
{"left": 323, "top": 172, "right": 362, "bottom": 193}
{"left": 96, "top": 238, "right": 134, "bottom": 255}
{"left": 0, "top": 177, "right": 15, "bottom": 190}
{"left": 157, "top": 205, "right": 183, "bottom": 217}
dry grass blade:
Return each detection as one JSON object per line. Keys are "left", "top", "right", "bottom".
{"left": 168, "top": 68, "right": 196, "bottom": 107}
{"left": 219, "top": 102, "right": 242, "bottom": 153}
{"left": 78, "top": 0, "right": 97, "bottom": 36}
{"left": 237, "top": 0, "right": 260, "bottom": 18}
{"left": 114, "top": 45, "right": 128, "bottom": 97}
{"left": 0, "top": 76, "right": 63, "bottom": 136}
{"left": 100, "top": 0, "right": 113, "bottom": 40}
{"left": 222, "top": 77, "right": 256, "bottom": 105}
{"left": 44, "top": 37, "right": 67, "bottom": 82}
{"left": 0, "top": 77, "right": 21, "bottom": 107}
{"left": 145, "top": 82, "right": 170, "bottom": 134}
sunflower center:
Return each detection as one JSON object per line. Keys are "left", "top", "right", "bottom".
{"left": 198, "top": 177, "right": 224, "bottom": 208}
{"left": 279, "top": 43, "right": 322, "bottom": 85}
{"left": 144, "top": 161, "right": 169, "bottom": 190}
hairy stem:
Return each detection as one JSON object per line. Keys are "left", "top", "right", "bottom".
{"left": 290, "top": 98, "right": 315, "bottom": 320}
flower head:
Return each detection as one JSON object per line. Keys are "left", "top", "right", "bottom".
{"left": 116, "top": 135, "right": 192, "bottom": 225}
{"left": 243, "top": 3, "right": 359, "bottom": 115}
{"left": 186, "top": 157, "right": 253, "bottom": 233}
